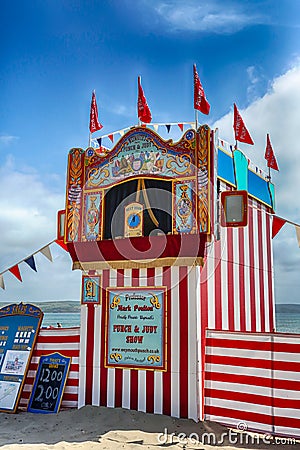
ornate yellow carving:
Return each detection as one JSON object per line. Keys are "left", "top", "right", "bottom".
{"left": 166, "top": 154, "right": 192, "bottom": 175}
{"left": 147, "top": 355, "right": 161, "bottom": 364}
{"left": 110, "top": 295, "right": 121, "bottom": 309}
{"left": 87, "top": 167, "right": 110, "bottom": 187}
{"left": 110, "top": 353, "right": 122, "bottom": 362}
{"left": 149, "top": 294, "right": 161, "bottom": 309}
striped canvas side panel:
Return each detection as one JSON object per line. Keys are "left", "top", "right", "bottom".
{"left": 20, "top": 327, "right": 80, "bottom": 410}
{"left": 204, "top": 182, "right": 275, "bottom": 334}
{"left": 204, "top": 330, "right": 300, "bottom": 438}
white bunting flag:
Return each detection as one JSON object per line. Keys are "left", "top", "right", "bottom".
{"left": 0, "top": 274, "right": 5, "bottom": 290}
{"left": 40, "top": 245, "right": 53, "bottom": 262}
{"left": 295, "top": 225, "right": 300, "bottom": 247}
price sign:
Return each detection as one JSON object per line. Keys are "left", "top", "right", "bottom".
{"left": 28, "top": 352, "right": 71, "bottom": 414}
{"left": 0, "top": 302, "right": 43, "bottom": 413}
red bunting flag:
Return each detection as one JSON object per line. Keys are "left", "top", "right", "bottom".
{"left": 233, "top": 103, "right": 254, "bottom": 145}
{"left": 178, "top": 123, "right": 184, "bottom": 131}
{"left": 108, "top": 134, "right": 114, "bottom": 143}
{"left": 9, "top": 264, "right": 22, "bottom": 282}
{"left": 272, "top": 216, "right": 286, "bottom": 238}
{"left": 193, "top": 64, "right": 210, "bottom": 115}
{"left": 137, "top": 76, "right": 152, "bottom": 123}
{"left": 265, "top": 133, "right": 279, "bottom": 171}
{"left": 89, "top": 91, "right": 103, "bottom": 133}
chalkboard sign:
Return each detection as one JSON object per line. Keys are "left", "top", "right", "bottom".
{"left": 28, "top": 352, "right": 71, "bottom": 414}
{"left": 0, "top": 303, "right": 43, "bottom": 413}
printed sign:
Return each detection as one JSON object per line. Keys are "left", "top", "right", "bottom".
{"left": 105, "top": 287, "right": 166, "bottom": 370}
{"left": 124, "top": 202, "right": 143, "bottom": 237}
{"left": 0, "top": 303, "right": 43, "bottom": 413}
{"left": 28, "top": 352, "right": 71, "bottom": 414}
{"left": 81, "top": 275, "right": 101, "bottom": 304}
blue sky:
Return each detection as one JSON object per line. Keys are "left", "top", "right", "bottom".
{"left": 1, "top": 0, "right": 300, "bottom": 304}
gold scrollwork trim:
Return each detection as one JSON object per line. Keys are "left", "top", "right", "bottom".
{"left": 110, "top": 353, "right": 122, "bottom": 362}
{"left": 110, "top": 295, "right": 121, "bottom": 309}
{"left": 147, "top": 355, "right": 161, "bottom": 364}
{"left": 73, "top": 256, "right": 204, "bottom": 271}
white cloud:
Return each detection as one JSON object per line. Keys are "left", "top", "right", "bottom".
{"left": 0, "top": 135, "right": 19, "bottom": 146}
{"left": 0, "top": 157, "right": 81, "bottom": 303}
{"left": 152, "top": 0, "right": 266, "bottom": 34}
{"left": 213, "top": 63, "right": 300, "bottom": 303}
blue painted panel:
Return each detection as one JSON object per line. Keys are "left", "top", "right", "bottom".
{"left": 217, "top": 148, "right": 273, "bottom": 208}
{"left": 248, "top": 170, "right": 272, "bottom": 206}
{"left": 218, "top": 149, "right": 235, "bottom": 185}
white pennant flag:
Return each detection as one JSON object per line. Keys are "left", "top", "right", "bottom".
{"left": 153, "top": 124, "right": 159, "bottom": 132}
{"left": 295, "top": 225, "right": 300, "bottom": 247}
{"left": 40, "top": 245, "right": 53, "bottom": 262}
{"left": 0, "top": 274, "right": 5, "bottom": 290}
{"left": 119, "top": 129, "right": 124, "bottom": 137}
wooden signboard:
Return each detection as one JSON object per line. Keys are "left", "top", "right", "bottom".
{"left": 0, "top": 303, "right": 43, "bottom": 413}
{"left": 28, "top": 352, "right": 71, "bottom": 413}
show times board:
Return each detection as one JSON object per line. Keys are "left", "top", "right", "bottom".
{"left": 28, "top": 352, "right": 71, "bottom": 413}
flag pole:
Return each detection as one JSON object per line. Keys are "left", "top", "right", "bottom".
{"left": 138, "top": 76, "right": 141, "bottom": 126}
{"left": 195, "top": 109, "right": 198, "bottom": 130}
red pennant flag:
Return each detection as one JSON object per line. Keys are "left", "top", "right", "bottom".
{"left": 272, "top": 216, "right": 286, "bottom": 238}
{"left": 137, "top": 76, "right": 152, "bottom": 123}
{"left": 193, "top": 64, "right": 210, "bottom": 115}
{"left": 9, "top": 264, "right": 22, "bottom": 282}
{"left": 233, "top": 103, "right": 254, "bottom": 145}
{"left": 178, "top": 123, "right": 184, "bottom": 131}
{"left": 108, "top": 134, "right": 114, "bottom": 143}
{"left": 89, "top": 91, "right": 103, "bottom": 133}
{"left": 265, "top": 134, "right": 279, "bottom": 171}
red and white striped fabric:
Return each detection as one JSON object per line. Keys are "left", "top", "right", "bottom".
{"left": 204, "top": 330, "right": 300, "bottom": 438}
{"left": 20, "top": 327, "right": 80, "bottom": 410}
{"left": 201, "top": 182, "right": 275, "bottom": 334}
{"left": 79, "top": 266, "right": 200, "bottom": 421}
{"left": 78, "top": 184, "right": 276, "bottom": 421}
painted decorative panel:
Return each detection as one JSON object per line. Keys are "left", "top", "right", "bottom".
{"left": 82, "top": 192, "right": 102, "bottom": 241}
{"left": 197, "top": 125, "right": 210, "bottom": 233}
{"left": 84, "top": 128, "right": 197, "bottom": 189}
{"left": 81, "top": 275, "right": 101, "bottom": 305}
{"left": 65, "top": 148, "right": 85, "bottom": 242}
{"left": 173, "top": 179, "right": 197, "bottom": 234}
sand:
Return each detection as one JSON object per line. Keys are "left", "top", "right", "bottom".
{"left": 0, "top": 405, "right": 297, "bottom": 449}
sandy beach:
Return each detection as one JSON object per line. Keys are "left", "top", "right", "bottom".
{"left": 0, "top": 405, "right": 297, "bottom": 450}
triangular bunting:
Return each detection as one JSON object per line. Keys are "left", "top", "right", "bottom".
{"left": 153, "top": 124, "right": 159, "bottom": 132}
{"left": 165, "top": 124, "right": 171, "bottom": 133}
{"left": 0, "top": 275, "right": 5, "bottom": 290}
{"left": 108, "top": 134, "right": 114, "bottom": 143}
{"left": 24, "top": 255, "right": 37, "bottom": 272}
{"left": 40, "top": 245, "right": 53, "bottom": 262}
{"left": 55, "top": 239, "right": 69, "bottom": 252}
{"left": 272, "top": 216, "right": 286, "bottom": 238}
{"left": 119, "top": 130, "right": 124, "bottom": 137}
{"left": 178, "top": 123, "right": 183, "bottom": 131}
{"left": 96, "top": 137, "right": 102, "bottom": 148}
{"left": 295, "top": 226, "right": 300, "bottom": 248}
{"left": 9, "top": 264, "right": 22, "bottom": 282}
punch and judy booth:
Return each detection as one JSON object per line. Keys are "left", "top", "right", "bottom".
{"left": 62, "top": 124, "right": 276, "bottom": 422}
